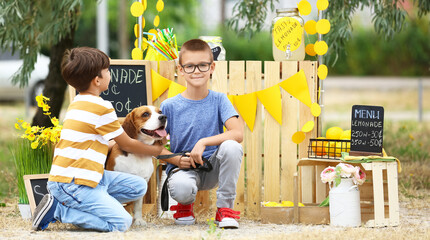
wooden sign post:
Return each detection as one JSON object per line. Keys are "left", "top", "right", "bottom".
{"left": 68, "top": 60, "right": 152, "bottom": 117}
{"left": 349, "top": 105, "right": 384, "bottom": 156}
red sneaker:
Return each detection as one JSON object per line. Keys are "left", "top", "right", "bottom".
{"left": 215, "top": 208, "right": 240, "bottom": 228}
{"left": 170, "top": 203, "right": 195, "bottom": 225}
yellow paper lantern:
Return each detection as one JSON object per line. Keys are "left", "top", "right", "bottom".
{"left": 302, "top": 121, "right": 315, "bottom": 133}
{"left": 292, "top": 131, "right": 306, "bottom": 144}
{"left": 148, "top": 29, "right": 158, "bottom": 40}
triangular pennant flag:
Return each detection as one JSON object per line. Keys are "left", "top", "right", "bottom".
{"left": 234, "top": 93, "right": 257, "bottom": 131}
{"left": 151, "top": 69, "right": 172, "bottom": 101}
{"left": 168, "top": 81, "right": 186, "bottom": 98}
{"left": 279, "top": 70, "right": 312, "bottom": 108}
{"left": 256, "top": 85, "right": 282, "bottom": 125}
{"left": 227, "top": 95, "right": 235, "bottom": 106}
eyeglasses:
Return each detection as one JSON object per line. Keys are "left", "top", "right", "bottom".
{"left": 180, "top": 62, "right": 212, "bottom": 74}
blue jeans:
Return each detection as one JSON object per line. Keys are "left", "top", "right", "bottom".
{"left": 47, "top": 170, "right": 147, "bottom": 232}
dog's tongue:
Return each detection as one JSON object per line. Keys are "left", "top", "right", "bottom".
{"left": 155, "top": 128, "right": 167, "bottom": 137}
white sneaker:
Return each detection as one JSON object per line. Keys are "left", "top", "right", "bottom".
{"left": 215, "top": 208, "right": 240, "bottom": 229}
{"left": 170, "top": 203, "right": 195, "bottom": 225}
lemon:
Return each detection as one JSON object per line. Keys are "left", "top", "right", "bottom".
{"left": 325, "top": 141, "right": 342, "bottom": 157}
{"left": 325, "top": 126, "right": 343, "bottom": 139}
{"left": 281, "top": 201, "right": 294, "bottom": 207}
{"left": 311, "top": 137, "right": 327, "bottom": 156}
{"left": 339, "top": 129, "right": 351, "bottom": 140}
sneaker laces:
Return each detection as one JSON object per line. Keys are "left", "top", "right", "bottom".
{"left": 170, "top": 203, "right": 195, "bottom": 219}
{"left": 217, "top": 208, "right": 240, "bottom": 220}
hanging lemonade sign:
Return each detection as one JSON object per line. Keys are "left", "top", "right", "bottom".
{"left": 273, "top": 17, "right": 303, "bottom": 52}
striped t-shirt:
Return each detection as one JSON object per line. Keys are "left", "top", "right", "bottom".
{"left": 49, "top": 94, "right": 123, "bottom": 188}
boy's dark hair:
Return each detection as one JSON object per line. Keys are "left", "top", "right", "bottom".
{"left": 179, "top": 39, "right": 213, "bottom": 65}
{"left": 61, "top": 47, "right": 110, "bottom": 92}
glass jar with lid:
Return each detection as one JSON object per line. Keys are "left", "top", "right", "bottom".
{"left": 198, "top": 36, "right": 226, "bottom": 61}
{"left": 272, "top": 8, "right": 305, "bottom": 61}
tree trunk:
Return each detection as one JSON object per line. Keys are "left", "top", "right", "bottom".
{"left": 31, "top": 28, "right": 75, "bottom": 127}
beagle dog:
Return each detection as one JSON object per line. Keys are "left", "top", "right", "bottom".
{"left": 106, "top": 106, "right": 167, "bottom": 226}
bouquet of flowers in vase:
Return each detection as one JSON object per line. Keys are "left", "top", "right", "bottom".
{"left": 321, "top": 163, "right": 366, "bottom": 187}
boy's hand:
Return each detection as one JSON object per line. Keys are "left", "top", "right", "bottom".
{"left": 189, "top": 140, "right": 206, "bottom": 168}
{"left": 178, "top": 153, "right": 193, "bottom": 169}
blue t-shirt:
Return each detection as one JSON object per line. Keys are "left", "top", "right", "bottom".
{"left": 160, "top": 90, "right": 238, "bottom": 173}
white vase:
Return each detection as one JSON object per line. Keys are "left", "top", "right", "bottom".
{"left": 329, "top": 178, "right": 361, "bottom": 227}
{"left": 18, "top": 203, "right": 32, "bottom": 220}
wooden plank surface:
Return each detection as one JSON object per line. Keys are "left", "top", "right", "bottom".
{"left": 229, "top": 61, "right": 246, "bottom": 213}
{"left": 281, "top": 61, "right": 298, "bottom": 202}
{"left": 372, "top": 162, "right": 385, "bottom": 227}
{"left": 298, "top": 61, "right": 318, "bottom": 203}
{"left": 263, "top": 61, "right": 281, "bottom": 202}
{"left": 245, "top": 61, "right": 263, "bottom": 218}
{"left": 387, "top": 161, "right": 400, "bottom": 226}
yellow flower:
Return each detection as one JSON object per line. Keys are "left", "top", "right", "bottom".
{"left": 42, "top": 104, "right": 50, "bottom": 112}
{"left": 15, "top": 123, "right": 21, "bottom": 130}
{"left": 25, "top": 127, "right": 32, "bottom": 134}
{"left": 31, "top": 141, "right": 39, "bottom": 149}
{"left": 22, "top": 122, "right": 30, "bottom": 129}
{"left": 51, "top": 117, "right": 59, "bottom": 126}
{"left": 27, "top": 133, "right": 36, "bottom": 141}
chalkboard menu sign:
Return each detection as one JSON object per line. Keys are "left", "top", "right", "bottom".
{"left": 69, "top": 60, "right": 153, "bottom": 118}
{"left": 350, "top": 105, "right": 384, "bottom": 156}
{"left": 102, "top": 60, "right": 152, "bottom": 117}
{"left": 24, "top": 174, "right": 49, "bottom": 214}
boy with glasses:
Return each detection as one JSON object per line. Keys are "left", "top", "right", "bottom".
{"left": 159, "top": 39, "right": 243, "bottom": 228}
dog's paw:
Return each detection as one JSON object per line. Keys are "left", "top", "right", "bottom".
{"left": 133, "top": 218, "right": 147, "bottom": 227}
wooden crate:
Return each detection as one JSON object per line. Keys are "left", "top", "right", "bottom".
{"left": 297, "top": 158, "right": 400, "bottom": 227}
{"left": 261, "top": 205, "right": 329, "bottom": 225}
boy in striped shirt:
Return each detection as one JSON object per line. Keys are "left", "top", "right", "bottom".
{"left": 31, "top": 47, "right": 163, "bottom": 232}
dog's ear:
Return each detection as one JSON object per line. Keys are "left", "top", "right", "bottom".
{"left": 122, "top": 110, "right": 137, "bottom": 139}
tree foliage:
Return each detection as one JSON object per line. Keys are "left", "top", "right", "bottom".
{"left": 0, "top": 0, "right": 80, "bottom": 87}
{"left": 227, "top": 0, "right": 430, "bottom": 65}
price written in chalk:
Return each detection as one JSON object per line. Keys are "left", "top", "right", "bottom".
{"left": 350, "top": 105, "right": 384, "bottom": 155}
{"left": 102, "top": 61, "right": 151, "bottom": 118}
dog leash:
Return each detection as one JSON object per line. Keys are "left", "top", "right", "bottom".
{"left": 156, "top": 152, "right": 213, "bottom": 211}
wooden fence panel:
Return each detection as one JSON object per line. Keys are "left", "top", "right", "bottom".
{"left": 281, "top": 61, "right": 299, "bottom": 202}
{"left": 229, "top": 61, "right": 246, "bottom": 213}
{"left": 263, "top": 61, "right": 281, "bottom": 202}
{"left": 245, "top": 61, "right": 263, "bottom": 218}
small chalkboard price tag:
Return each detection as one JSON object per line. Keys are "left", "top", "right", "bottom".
{"left": 350, "top": 105, "right": 384, "bottom": 156}
{"left": 23, "top": 174, "right": 49, "bottom": 214}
